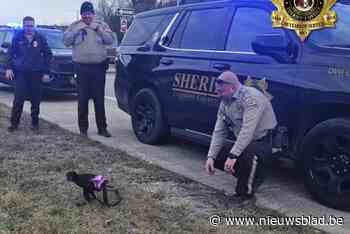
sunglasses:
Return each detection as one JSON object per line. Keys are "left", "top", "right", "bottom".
{"left": 215, "top": 79, "right": 232, "bottom": 85}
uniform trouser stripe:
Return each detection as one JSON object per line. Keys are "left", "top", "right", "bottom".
{"left": 247, "top": 155, "right": 258, "bottom": 194}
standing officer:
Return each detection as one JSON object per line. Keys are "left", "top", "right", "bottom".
{"left": 63, "top": 1, "right": 114, "bottom": 137}
{"left": 205, "top": 71, "right": 277, "bottom": 201}
{"left": 5, "top": 16, "right": 52, "bottom": 132}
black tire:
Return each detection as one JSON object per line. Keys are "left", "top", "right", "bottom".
{"left": 301, "top": 118, "right": 350, "bottom": 210}
{"left": 131, "top": 88, "right": 169, "bottom": 145}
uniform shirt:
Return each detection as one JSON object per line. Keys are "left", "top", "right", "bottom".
{"left": 6, "top": 30, "right": 52, "bottom": 73}
{"left": 207, "top": 85, "right": 277, "bottom": 159}
{"left": 63, "top": 19, "right": 114, "bottom": 64}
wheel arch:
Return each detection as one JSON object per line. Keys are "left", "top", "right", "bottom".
{"left": 294, "top": 102, "right": 350, "bottom": 160}
{"left": 299, "top": 117, "right": 350, "bottom": 210}
{"left": 130, "top": 85, "right": 170, "bottom": 144}
{"left": 128, "top": 80, "right": 162, "bottom": 110}
{"left": 128, "top": 77, "right": 171, "bottom": 131}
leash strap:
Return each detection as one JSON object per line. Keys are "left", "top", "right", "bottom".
{"left": 90, "top": 176, "right": 122, "bottom": 207}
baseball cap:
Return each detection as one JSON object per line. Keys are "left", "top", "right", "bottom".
{"left": 80, "top": 1, "right": 95, "bottom": 15}
{"left": 216, "top": 71, "right": 238, "bottom": 85}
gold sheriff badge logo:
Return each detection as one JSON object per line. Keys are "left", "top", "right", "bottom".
{"left": 271, "top": 0, "right": 337, "bottom": 41}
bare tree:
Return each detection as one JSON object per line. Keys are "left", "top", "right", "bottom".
{"left": 96, "top": 0, "right": 119, "bottom": 31}
{"left": 158, "top": 0, "right": 178, "bottom": 7}
{"left": 96, "top": 0, "right": 129, "bottom": 42}
{"left": 97, "top": 0, "right": 163, "bottom": 41}
{"left": 159, "top": 0, "right": 213, "bottom": 6}
{"left": 129, "top": 0, "right": 159, "bottom": 13}
{"left": 95, "top": 0, "right": 208, "bottom": 41}
{"left": 153, "top": 0, "right": 213, "bottom": 9}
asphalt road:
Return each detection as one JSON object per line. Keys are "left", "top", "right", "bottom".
{"left": 0, "top": 71, "right": 348, "bottom": 234}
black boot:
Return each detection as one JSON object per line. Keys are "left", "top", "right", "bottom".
{"left": 98, "top": 129, "right": 111, "bottom": 137}
{"left": 228, "top": 193, "right": 256, "bottom": 205}
{"left": 80, "top": 129, "right": 88, "bottom": 137}
{"left": 8, "top": 125, "right": 18, "bottom": 132}
{"left": 31, "top": 124, "right": 39, "bottom": 133}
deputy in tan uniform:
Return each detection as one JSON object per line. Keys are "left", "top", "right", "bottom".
{"left": 205, "top": 71, "right": 277, "bottom": 201}
{"left": 64, "top": 1, "right": 114, "bottom": 137}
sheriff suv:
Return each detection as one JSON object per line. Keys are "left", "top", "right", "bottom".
{"left": 115, "top": 0, "right": 350, "bottom": 210}
{"left": 0, "top": 27, "right": 76, "bottom": 93}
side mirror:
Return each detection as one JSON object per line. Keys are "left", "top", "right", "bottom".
{"left": 137, "top": 44, "right": 151, "bottom": 52}
{"left": 252, "top": 34, "right": 297, "bottom": 63}
{"left": 1, "top": 42, "right": 11, "bottom": 49}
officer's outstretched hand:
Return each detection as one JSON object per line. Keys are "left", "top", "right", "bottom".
{"left": 5, "top": 69, "right": 14, "bottom": 80}
{"left": 225, "top": 158, "right": 237, "bottom": 174}
{"left": 205, "top": 158, "right": 215, "bottom": 175}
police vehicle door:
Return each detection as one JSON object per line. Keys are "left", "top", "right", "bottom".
{"left": 208, "top": 3, "right": 300, "bottom": 136}
{"left": 156, "top": 4, "right": 233, "bottom": 132}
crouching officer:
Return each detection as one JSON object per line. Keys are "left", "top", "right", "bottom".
{"left": 5, "top": 16, "right": 52, "bottom": 132}
{"left": 205, "top": 71, "right": 277, "bottom": 202}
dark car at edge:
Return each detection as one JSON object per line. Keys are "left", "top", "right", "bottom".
{"left": 0, "top": 27, "right": 76, "bottom": 93}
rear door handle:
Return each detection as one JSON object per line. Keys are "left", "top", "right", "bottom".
{"left": 160, "top": 58, "right": 173, "bottom": 65}
{"left": 212, "top": 63, "right": 231, "bottom": 71}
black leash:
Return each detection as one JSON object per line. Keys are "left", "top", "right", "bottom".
{"left": 94, "top": 184, "right": 122, "bottom": 207}
{"left": 103, "top": 185, "right": 122, "bottom": 207}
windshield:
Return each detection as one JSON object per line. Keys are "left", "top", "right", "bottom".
{"left": 308, "top": 4, "right": 350, "bottom": 47}
{"left": 39, "top": 30, "right": 69, "bottom": 49}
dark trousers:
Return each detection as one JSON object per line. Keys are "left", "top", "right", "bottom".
{"left": 214, "top": 136, "right": 272, "bottom": 196}
{"left": 10, "top": 71, "right": 42, "bottom": 127}
{"left": 75, "top": 62, "right": 107, "bottom": 132}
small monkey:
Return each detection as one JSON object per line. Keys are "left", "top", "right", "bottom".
{"left": 66, "top": 171, "right": 121, "bottom": 207}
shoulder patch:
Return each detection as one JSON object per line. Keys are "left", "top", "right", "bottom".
{"left": 244, "top": 95, "right": 257, "bottom": 107}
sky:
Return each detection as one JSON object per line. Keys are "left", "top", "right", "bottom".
{"left": 0, "top": 0, "right": 100, "bottom": 25}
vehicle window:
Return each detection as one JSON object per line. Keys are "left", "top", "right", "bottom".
{"left": 168, "top": 13, "right": 190, "bottom": 48}
{"left": 122, "top": 15, "right": 166, "bottom": 46}
{"left": 4, "top": 31, "right": 14, "bottom": 44}
{"left": 226, "top": 7, "right": 285, "bottom": 52}
{"left": 40, "top": 30, "right": 68, "bottom": 49}
{"left": 308, "top": 4, "right": 350, "bottom": 47}
{"left": 0, "top": 31, "right": 6, "bottom": 44}
{"left": 179, "top": 7, "right": 229, "bottom": 50}
{"left": 154, "top": 14, "right": 175, "bottom": 44}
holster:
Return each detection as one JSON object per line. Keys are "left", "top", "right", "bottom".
{"left": 271, "top": 126, "right": 288, "bottom": 150}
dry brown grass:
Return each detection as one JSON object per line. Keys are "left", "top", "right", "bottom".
{"left": 0, "top": 104, "right": 326, "bottom": 234}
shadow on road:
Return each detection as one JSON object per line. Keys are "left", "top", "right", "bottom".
{"left": 43, "top": 93, "right": 77, "bottom": 102}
